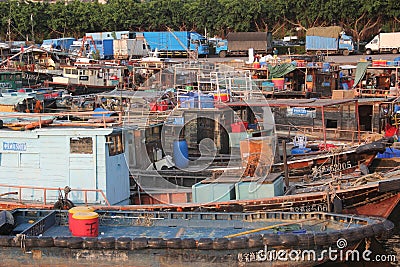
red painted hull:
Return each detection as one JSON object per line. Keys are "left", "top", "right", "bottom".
{"left": 343, "top": 193, "right": 400, "bottom": 218}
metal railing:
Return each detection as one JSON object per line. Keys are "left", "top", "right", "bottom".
{"left": 0, "top": 184, "right": 111, "bottom": 206}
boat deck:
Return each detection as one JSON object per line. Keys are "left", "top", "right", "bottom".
{"left": 11, "top": 209, "right": 375, "bottom": 239}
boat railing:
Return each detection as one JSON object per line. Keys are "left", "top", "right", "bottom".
{"left": 274, "top": 123, "right": 374, "bottom": 143}
{"left": 356, "top": 87, "right": 399, "bottom": 98}
{"left": 0, "top": 110, "right": 123, "bottom": 128}
{"left": 0, "top": 183, "right": 111, "bottom": 206}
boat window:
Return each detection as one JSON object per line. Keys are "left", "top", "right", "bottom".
{"left": 106, "top": 133, "right": 124, "bottom": 156}
{"left": 326, "top": 119, "right": 337, "bottom": 128}
{"left": 70, "top": 137, "right": 93, "bottom": 154}
{"left": 72, "top": 69, "right": 78, "bottom": 75}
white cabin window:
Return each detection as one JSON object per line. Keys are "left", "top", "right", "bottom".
{"left": 70, "top": 137, "right": 93, "bottom": 154}
{"left": 106, "top": 133, "right": 124, "bottom": 156}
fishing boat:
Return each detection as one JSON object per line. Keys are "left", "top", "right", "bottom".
{"left": 0, "top": 209, "right": 394, "bottom": 266}
{"left": 44, "top": 60, "right": 128, "bottom": 95}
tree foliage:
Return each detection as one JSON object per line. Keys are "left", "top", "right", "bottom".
{"left": 0, "top": 0, "right": 398, "bottom": 43}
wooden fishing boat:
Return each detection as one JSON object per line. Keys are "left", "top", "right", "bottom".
{"left": 0, "top": 209, "right": 393, "bottom": 266}
{"left": 271, "top": 140, "right": 387, "bottom": 179}
{"left": 45, "top": 63, "right": 127, "bottom": 95}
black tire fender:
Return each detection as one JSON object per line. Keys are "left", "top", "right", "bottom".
{"left": 212, "top": 237, "right": 229, "bottom": 250}
{"left": 83, "top": 237, "right": 98, "bottom": 249}
{"left": 131, "top": 237, "right": 148, "bottom": 250}
{"left": 0, "top": 236, "right": 13, "bottom": 247}
{"left": 372, "top": 222, "right": 385, "bottom": 237}
{"left": 147, "top": 238, "right": 166, "bottom": 249}
{"left": 279, "top": 234, "right": 299, "bottom": 247}
{"left": 181, "top": 238, "right": 196, "bottom": 249}
{"left": 313, "top": 233, "right": 329, "bottom": 246}
{"left": 98, "top": 237, "right": 115, "bottom": 249}
{"left": 356, "top": 141, "right": 386, "bottom": 154}
{"left": 68, "top": 237, "right": 84, "bottom": 249}
{"left": 381, "top": 219, "right": 395, "bottom": 239}
{"left": 54, "top": 237, "right": 69, "bottom": 247}
{"left": 228, "top": 237, "right": 248, "bottom": 250}
{"left": 37, "top": 236, "right": 54, "bottom": 247}
{"left": 248, "top": 234, "right": 263, "bottom": 248}
{"left": 263, "top": 233, "right": 281, "bottom": 247}
{"left": 362, "top": 225, "right": 375, "bottom": 238}
{"left": 116, "top": 237, "right": 131, "bottom": 250}
{"left": 197, "top": 238, "right": 213, "bottom": 250}
{"left": 296, "top": 233, "right": 314, "bottom": 248}
{"left": 327, "top": 231, "right": 341, "bottom": 246}
{"left": 166, "top": 238, "right": 182, "bottom": 249}
{"left": 24, "top": 237, "right": 38, "bottom": 248}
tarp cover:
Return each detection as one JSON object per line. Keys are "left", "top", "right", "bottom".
{"left": 227, "top": 32, "right": 269, "bottom": 41}
{"left": 268, "top": 63, "right": 296, "bottom": 79}
{"left": 307, "top": 26, "right": 342, "bottom": 38}
{"left": 353, "top": 61, "right": 370, "bottom": 88}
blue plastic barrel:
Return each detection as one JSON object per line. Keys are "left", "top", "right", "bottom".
{"left": 173, "top": 139, "right": 189, "bottom": 168}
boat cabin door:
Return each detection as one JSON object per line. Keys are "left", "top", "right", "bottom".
{"left": 358, "top": 105, "right": 373, "bottom": 132}
{"left": 68, "top": 137, "right": 97, "bottom": 201}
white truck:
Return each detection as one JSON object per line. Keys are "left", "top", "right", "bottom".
{"left": 113, "top": 37, "right": 151, "bottom": 60}
{"left": 365, "top": 32, "right": 400, "bottom": 55}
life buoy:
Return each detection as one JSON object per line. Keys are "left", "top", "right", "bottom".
{"left": 116, "top": 237, "right": 131, "bottom": 250}
{"left": 212, "top": 238, "right": 228, "bottom": 250}
{"left": 68, "top": 237, "right": 84, "bottom": 249}
{"left": 197, "top": 238, "right": 213, "bottom": 250}
{"left": 98, "top": 237, "right": 115, "bottom": 249}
